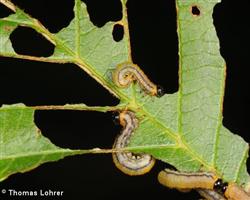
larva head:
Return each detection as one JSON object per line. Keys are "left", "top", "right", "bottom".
{"left": 156, "top": 85, "right": 165, "bottom": 97}
{"left": 112, "top": 111, "right": 120, "bottom": 125}
{"left": 112, "top": 111, "right": 129, "bottom": 127}
{"left": 221, "top": 182, "right": 228, "bottom": 193}
{"left": 214, "top": 179, "right": 223, "bottom": 190}
{"left": 214, "top": 179, "right": 228, "bottom": 194}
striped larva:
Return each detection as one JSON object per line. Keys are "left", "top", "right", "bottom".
{"left": 112, "top": 111, "right": 155, "bottom": 175}
{"left": 224, "top": 183, "right": 250, "bottom": 200}
{"left": 158, "top": 169, "right": 219, "bottom": 190}
{"left": 158, "top": 169, "right": 250, "bottom": 200}
{"left": 112, "top": 62, "right": 164, "bottom": 97}
{"left": 197, "top": 189, "right": 226, "bottom": 200}
{"left": 213, "top": 179, "right": 250, "bottom": 200}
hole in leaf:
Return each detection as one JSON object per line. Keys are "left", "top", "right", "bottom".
{"left": 214, "top": 1, "right": 250, "bottom": 144}
{"left": 127, "top": 0, "right": 178, "bottom": 94}
{"left": 112, "top": 24, "right": 124, "bottom": 42}
{"left": 11, "top": 0, "right": 74, "bottom": 33}
{"left": 82, "top": 0, "right": 122, "bottom": 27}
{"left": 35, "top": 111, "right": 117, "bottom": 149}
{"left": 0, "top": 58, "right": 119, "bottom": 106}
{"left": 10, "top": 26, "right": 55, "bottom": 57}
{"left": 0, "top": 3, "right": 13, "bottom": 18}
{"left": 191, "top": 5, "right": 201, "bottom": 16}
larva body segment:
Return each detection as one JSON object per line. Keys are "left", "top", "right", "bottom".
{"left": 197, "top": 189, "right": 226, "bottom": 200}
{"left": 112, "top": 111, "right": 155, "bottom": 176}
{"left": 158, "top": 169, "right": 250, "bottom": 200}
{"left": 158, "top": 169, "right": 218, "bottom": 190}
{"left": 224, "top": 183, "right": 250, "bottom": 200}
{"left": 112, "top": 62, "right": 158, "bottom": 96}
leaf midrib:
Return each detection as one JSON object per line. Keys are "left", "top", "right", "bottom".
{"left": 137, "top": 100, "right": 213, "bottom": 170}
{"left": 2, "top": 0, "right": 218, "bottom": 172}
{"left": 0, "top": 149, "right": 75, "bottom": 160}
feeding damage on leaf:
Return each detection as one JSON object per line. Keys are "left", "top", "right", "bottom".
{"left": 191, "top": 5, "right": 201, "bottom": 16}
{"left": 0, "top": 1, "right": 249, "bottom": 199}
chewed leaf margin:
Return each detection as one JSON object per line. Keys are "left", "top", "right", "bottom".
{"left": 0, "top": 0, "right": 249, "bottom": 187}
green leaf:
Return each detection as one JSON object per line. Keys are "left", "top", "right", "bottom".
{"left": 0, "top": 104, "right": 117, "bottom": 181}
{"left": 0, "top": 0, "right": 130, "bottom": 97}
{"left": 0, "top": 104, "right": 77, "bottom": 181}
{"left": 128, "top": 0, "right": 249, "bottom": 185}
{"left": 175, "top": 0, "right": 249, "bottom": 185}
{"left": 0, "top": 0, "right": 249, "bottom": 187}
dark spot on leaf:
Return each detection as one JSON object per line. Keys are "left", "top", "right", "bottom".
{"left": 3, "top": 25, "right": 14, "bottom": 32}
{"left": 191, "top": 5, "right": 201, "bottom": 16}
{"left": 10, "top": 26, "right": 54, "bottom": 57}
{"left": 82, "top": 0, "right": 122, "bottom": 27}
{"left": 112, "top": 24, "right": 124, "bottom": 42}
{"left": 0, "top": 3, "right": 13, "bottom": 18}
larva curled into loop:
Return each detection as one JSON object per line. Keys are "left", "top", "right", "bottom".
{"left": 112, "top": 62, "right": 164, "bottom": 97}
{"left": 112, "top": 111, "right": 155, "bottom": 175}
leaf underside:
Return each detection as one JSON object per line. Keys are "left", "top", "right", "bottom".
{"left": 0, "top": 0, "right": 249, "bottom": 186}
{"left": 0, "top": 104, "right": 82, "bottom": 181}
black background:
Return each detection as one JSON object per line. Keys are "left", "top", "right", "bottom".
{"left": 0, "top": 0, "right": 250, "bottom": 199}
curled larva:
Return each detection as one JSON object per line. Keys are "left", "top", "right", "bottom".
{"left": 197, "top": 189, "right": 226, "bottom": 200}
{"left": 158, "top": 169, "right": 218, "bottom": 190}
{"left": 112, "top": 62, "right": 164, "bottom": 97}
{"left": 224, "top": 183, "right": 250, "bottom": 200}
{"left": 112, "top": 111, "right": 155, "bottom": 175}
